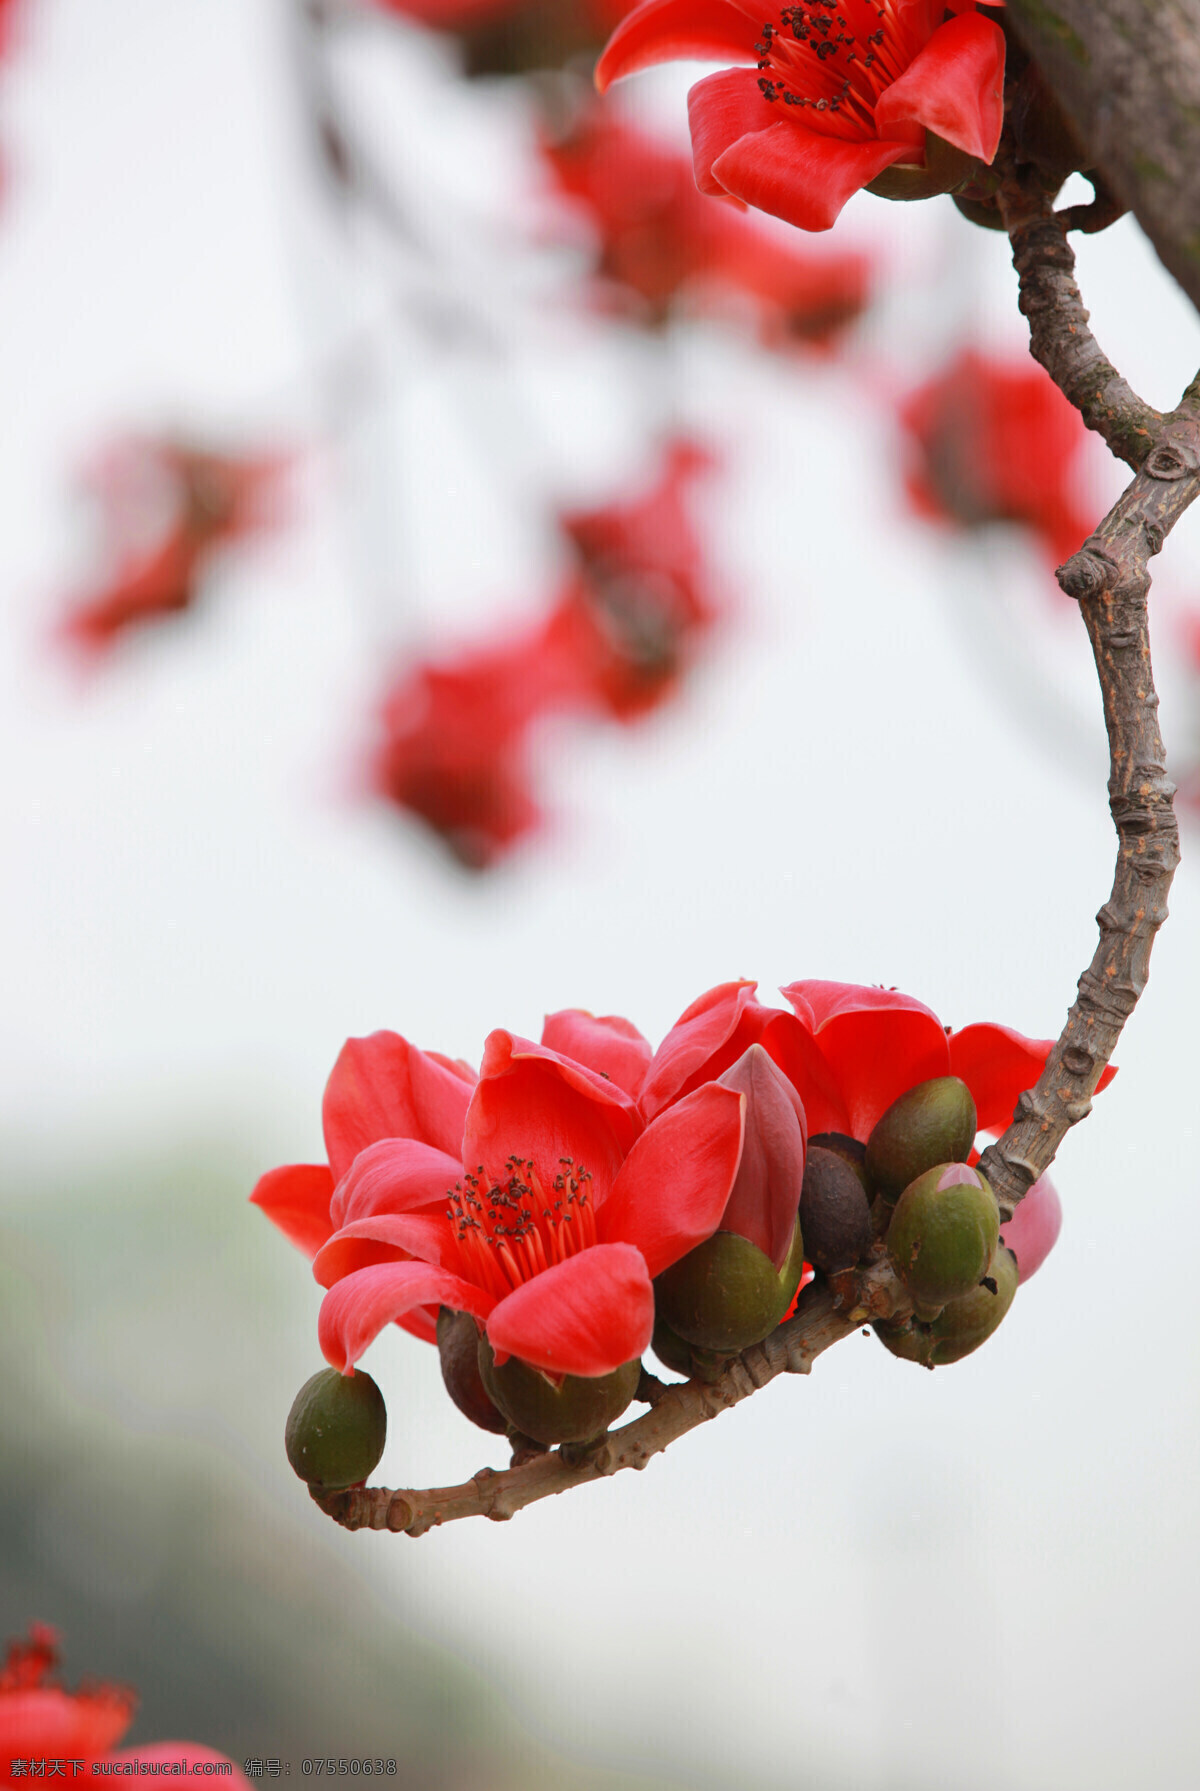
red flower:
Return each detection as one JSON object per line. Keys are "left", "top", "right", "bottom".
{"left": 899, "top": 348, "right": 1096, "bottom": 568}
{"left": 596, "top": 0, "right": 1006, "bottom": 232}
{"left": 56, "top": 437, "right": 289, "bottom": 658}
{"left": 0, "top": 1626, "right": 249, "bottom": 1787}
{"left": 541, "top": 106, "right": 872, "bottom": 341}
{"left": 256, "top": 1026, "right": 746, "bottom": 1379}
{"left": 537, "top": 440, "right": 719, "bottom": 720}
{"left": 372, "top": 632, "right": 556, "bottom": 869}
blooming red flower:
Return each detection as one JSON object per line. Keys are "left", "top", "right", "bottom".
{"left": 255, "top": 1025, "right": 747, "bottom": 1380}
{"left": 596, "top": 0, "right": 1006, "bottom": 231}
{"left": 541, "top": 106, "right": 872, "bottom": 341}
{"left": 899, "top": 348, "right": 1096, "bottom": 569}
{"left": 56, "top": 436, "right": 289, "bottom": 658}
{"left": 0, "top": 1626, "right": 248, "bottom": 1787}
{"left": 536, "top": 440, "right": 719, "bottom": 720}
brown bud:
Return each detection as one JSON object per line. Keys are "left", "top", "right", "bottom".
{"left": 799, "top": 1147, "right": 872, "bottom": 1273}
{"left": 437, "top": 1307, "right": 507, "bottom": 1434}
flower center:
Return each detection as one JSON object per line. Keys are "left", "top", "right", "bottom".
{"left": 755, "top": 1, "right": 918, "bottom": 138}
{"left": 448, "top": 1155, "right": 598, "bottom": 1299}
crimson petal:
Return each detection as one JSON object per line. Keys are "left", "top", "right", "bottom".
{"left": 313, "top": 1212, "right": 458, "bottom": 1289}
{"left": 711, "top": 122, "right": 915, "bottom": 231}
{"left": 688, "top": 68, "right": 774, "bottom": 199}
{"left": 717, "top": 1045, "right": 806, "bottom": 1270}
{"left": 783, "top": 983, "right": 951, "bottom": 1140}
{"left": 757, "top": 1010, "right": 850, "bottom": 1138}
{"left": 319, "top": 1262, "right": 495, "bottom": 1372}
{"left": 250, "top": 1163, "right": 335, "bottom": 1258}
{"left": 638, "top": 979, "right": 763, "bottom": 1120}
{"left": 874, "top": 13, "right": 1006, "bottom": 163}
{"left": 540, "top": 1009, "right": 653, "bottom": 1099}
{"left": 486, "top": 1242, "right": 654, "bottom": 1377}
{"left": 322, "top": 1031, "right": 473, "bottom": 1179}
{"left": 464, "top": 1032, "right": 636, "bottom": 1203}
{"left": 948, "top": 1022, "right": 1109, "bottom": 1134}
{"left": 597, "top": 1082, "right": 745, "bottom": 1277}
{"left": 329, "top": 1137, "right": 463, "bottom": 1229}
{"left": 595, "top": 0, "right": 759, "bottom": 94}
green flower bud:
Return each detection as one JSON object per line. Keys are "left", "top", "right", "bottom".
{"left": 799, "top": 1146, "right": 872, "bottom": 1273}
{"left": 875, "top": 1244, "right": 1018, "bottom": 1367}
{"left": 477, "top": 1339, "right": 640, "bottom": 1447}
{"left": 865, "top": 1076, "right": 977, "bottom": 1202}
{"left": 866, "top": 132, "right": 977, "bottom": 202}
{"left": 436, "top": 1307, "right": 507, "bottom": 1435}
{"left": 653, "top": 1222, "right": 806, "bottom": 1354}
{"left": 285, "top": 1367, "right": 387, "bottom": 1491}
{"left": 807, "top": 1131, "right": 869, "bottom": 1194}
{"left": 651, "top": 1314, "right": 733, "bottom": 1384}
{"left": 886, "top": 1163, "right": 1000, "bottom": 1320}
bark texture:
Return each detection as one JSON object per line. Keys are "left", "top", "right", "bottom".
{"left": 1006, "top": 0, "right": 1200, "bottom": 311}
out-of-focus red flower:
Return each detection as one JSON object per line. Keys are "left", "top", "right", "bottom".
{"left": 369, "top": 0, "right": 635, "bottom": 76}
{"left": 538, "top": 439, "right": 719, "bottom": 720}
{"left": 899, "top": 348, "right": 1096, "bottom": 568}
{"left": 596, "top": 0, "right": 1006, "bottom": 232}
{"left": 372, "top": 628, "right": 564, "bottom": 869}
{"left": 255, "top": 1024, "right": 746, "bottom": 1379}
{"left": 56, "top": 436, "right": 289, "bottom": 658}
{"left": 541, "top": 106, "right": 872, "bottom": 342}
{"left": 0, "top": 1625, "right": 249, "bottom": 1787}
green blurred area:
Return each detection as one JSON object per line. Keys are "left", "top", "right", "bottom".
{"left": 0, "top": 1141, "right": 681, "bottom": 1791}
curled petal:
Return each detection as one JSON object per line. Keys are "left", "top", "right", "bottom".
{"left": 313, "top": 1212, "right": 458, "bottom": 1289}
{"left": 783, "top": 980, "right": 942, "bottom": 1031}
{"left": 329, "top": 1138, "right": 463, "bottom": 1229}
{"left": 319, "top": 1262, "right": 495, "bottom": 1372}
{"left": 688, "top": 68, "right": 776, "bottom": 198}
{"left": 783, "top": 981, "right": 950, "bottom": 1139}
{"left": 540, "top": 1009, "right": 653, "bottom": 1099}
{"left": 595, "top": 0, "right": 759, "bottom": 93}
{"left": 638, "top": 980, "right": 764, "bottom": 1120}
{"left": 322, "top": 1032, "right": 473, "bottom": 1178}
{"left": 718, "top": 1045, "right": 806, "bottom": 1269}
{"left": 712, "top": 121, "right": 916, "bottom": 231}
{"left": 874, "top": 13, "right": 1006, "bottom": 163}
{"left": 464, "top": 1033, "right": 635, "bottom": 1202}
{"left": 598, "top": 1082, "right": 745, "bottom": 1277}
{"left": 486, "top": 1243, "right": 654, "bottom": 1377}
{"left": 250, "top": 1163, "right": 335, "bottom": 1258}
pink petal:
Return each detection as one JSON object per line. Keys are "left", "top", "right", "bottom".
{"left": 711, "top": 121, "right": 915, "bottom": 231}
{"left": 595, "top": 0, "right": 758, "bottom": 94}
{"left": 319, "top": 1261, "right": 495, "bottom": 1371}
{"left": 874, "top": 13, "right": 1006, "bottom": 163}
{"left": 597, "top": 1082, "right": 745, "bottom": 1277}
{"left": 540, "top": 1009, "right": 653, "bottom": 1098}
{"left": 638, "top": 979, "right": 764, "bottom": 1121}
{"left": 688, "top": 68, "right": 775, "bottom": 198}
{"left": 322, "top": 1031, "right": 473, "bottom": 1179}
{"left": 948, "top": 1023, "right": 1062, "bottom": 1134}
{"left": 329, "top": 1137, "right": 463, "bottom": 1229}
{"left": 717, "top": 1044, "right": 806, "bottom": 1269}
{"left": 313, "top": 1212, "right": 457, "bottom": 1289}
{"left": 999, "top": 1173, "right": 1062, "bottom": 1283}
{"left": 486, "top": 1242, "right": 654, "bottom": 1377}
{"left": 249, "top": 1163, "right": 335, "bottom": 1258}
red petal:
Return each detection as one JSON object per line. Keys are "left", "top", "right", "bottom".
{"left": 782, "top": 980, "right": 943, "bottom": 1031}
{"left": 874, "top": 13, "right": 1006, "bottom": 163}
{"left": 249, "top": 1163, "right": 335, "bottom": 1258}
{"left": 319, "top": 1262, "right": 495, "bottom": 1371}
{"left": 949, "top": 1022, "right": 1064, "bottom": 1133}
{"left": 783, "top": 982, "right": 951, "bottom": 1139}
{"left": 486, "top": 1243, "right": 654, "bottom": 1376}
{"left": 757, "top": 1010, "right": 851, "bottom": 1138}
{"left": 712, "top": 121, "right": 915, "bottom": 231}
{"left": 329, "top": 1138, "right": 463, "bottom": 1229}
{"left": 313, "top": 1212, "right": 457, "bottom": 1289}
{"left": 638, "top": 979, "right": 763, "bottom": 1120}
{"left": 464, "top": 1032, "right": 637, "bottom": 1203}
{"left": 595, "top": 0, "right": 758, "bottom": 94}
{"left": 322, "top": 1031, "right": 472, "bottom": 1179}
{"left": 0, "top": 1688, "right": 135, "bottom": 1757}
{"left": 540, "top": 1009, "right": 653, "bottom": 1098}
{"left": 597, "top": 1082, "right": 745, "bottom": 1277}
{"left": 688, "top": 68, "right": 774, "bottom": 198}
{"left": 717, "top": 1045, "right": 806, "bottom": 1269}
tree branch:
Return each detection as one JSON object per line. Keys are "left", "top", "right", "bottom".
{"left": 1005, "top": 0, "right": 1200, "bottom": 314}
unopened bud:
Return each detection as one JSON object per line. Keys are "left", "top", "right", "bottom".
{"left": 886, "top": 1162, "right": 1000, "bottom": 1320}
{"left": 799, "top": 1147, "right": 872, "bottom": 1273}
{"left": 653, "top": 1222, "right": 806, "bottom": 1354}
{"left": 477, "top": 1339, "right": 640, "bottom": 1446}
{"left": 876, "top": 1244, "right": 1018, "bottom": 1366}
{"left": 865, "top": 1076, "right": 976, "bottom": 1202}
{"left": 285, "top": 1367, "right": 387, "bottom": 1491}
{"left": 437, "top": 1307, "right": 507, "bottom": 1434}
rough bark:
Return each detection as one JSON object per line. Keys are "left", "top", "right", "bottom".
{"left": 1005, "top": 0, "right": 1200, "bottom": 312}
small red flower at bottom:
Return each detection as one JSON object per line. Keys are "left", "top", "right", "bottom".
{"left": 0, "top": 1626, "right": 249, "bottom": 1786}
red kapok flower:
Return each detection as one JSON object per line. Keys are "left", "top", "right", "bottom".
{"left": 0, "top": 1626, "right": 249, "bottom": 1788}
{"left": 56, "top": 436, "right": 290, "bottom": 658}
{"left": 256, "top": 1024, "right": 747, "bottom": 1379}
{"left": 541, "top": 105, "right": 872, "bottom": 341}
{"left": 596, "top": 0, "right": 1006, "bottom": 231}
{"left": 899, "top": 347, "right": 1096, "bottom": 569}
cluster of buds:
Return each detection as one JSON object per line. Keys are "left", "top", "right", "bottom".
{"left": 257, "top": 979, "right": 1109, "bottom": 1479}
{"left": 373, "top": 439, "right": 720, "bottom": 867}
